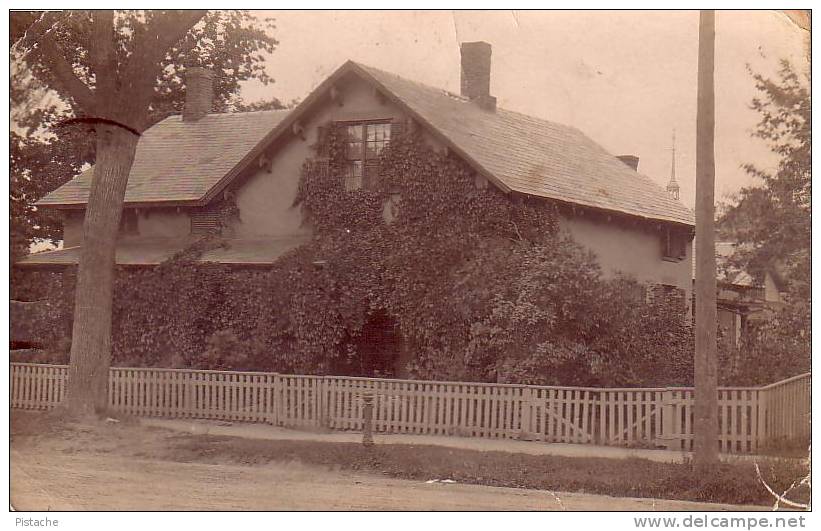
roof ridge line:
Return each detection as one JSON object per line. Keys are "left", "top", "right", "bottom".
{"left": 352, "top": 61, "right": 470, "bottom": 100}
{"left": 353, "top": 60, "right": 586, "bottom": 133}
{"left": 162, "top": 108, "right": 292, "bottom": 120}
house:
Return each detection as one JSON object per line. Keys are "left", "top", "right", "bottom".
{"left": 693, "top": 241, "right": 787, "bottom": 346}
{"left": 17, "top": 42, "right": 694, "bottom": 310}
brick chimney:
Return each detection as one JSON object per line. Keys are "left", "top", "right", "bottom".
{"left": 183, "top": 67, "right": 215, "bottom": 122}
{"left": 460, "top": 41, "right": 496, "bottom": 111}
{"left": 617, "top": 155, "right": 639, "bottom": 171}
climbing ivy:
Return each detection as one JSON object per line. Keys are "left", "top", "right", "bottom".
{"left": 12, "top": 126, "right": 698, "bottom": 386}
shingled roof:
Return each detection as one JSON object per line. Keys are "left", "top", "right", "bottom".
{"left": 38, "top": 109, "right": 290, "bottom": 206}
{"left": 39, "top": 61, "right": 694, "bottom": 226}
{"left": 353, "top": 63, "right": 694, "bottom": 226}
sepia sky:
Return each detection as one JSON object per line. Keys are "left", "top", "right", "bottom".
{"left": 241, "top": 10, "right": 808, "bottom": 210}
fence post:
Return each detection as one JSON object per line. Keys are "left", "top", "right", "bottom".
{"left": 518, "top": 386, "right": 533, "bottom": 440}
{"left": 185, "top": 371, "right": 193, "bottom": 417}
{"left": 756, "top": 386, "right": 768, "bottom": 450}
{"left": 362, "top": 392, "right": 375, "bottom": 446}
{"left": 319, "top": 376, "right": 328, "bottom": 428}
{"left": 269, "top": 373, "right": 280, "bottom": 426}
{"left": 658, "top": 388, "right": 676, "bottom": 450}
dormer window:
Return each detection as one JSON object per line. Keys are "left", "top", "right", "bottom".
{"left": 342, "top": 121, "right": 391, "bottom": 191}
{"left": 662, "top": 227, "right": 687, "bottom": 261}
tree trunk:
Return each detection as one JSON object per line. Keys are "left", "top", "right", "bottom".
{"left": 65, "top": 124, "right": 139, "bottom": 416}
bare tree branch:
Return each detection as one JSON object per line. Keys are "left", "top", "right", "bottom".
{"left": 120, "top": 10, "right": 207, "bottom": 83}
{"left": 90, "top": 10, "right": 116, "bottom": 98}
{"left": 11, "top": 10, "right": 51, "bottom": 49}
{"left": 18, "top": 11, "right": 96, "bottom": 114}
{"left": 118, "top": 10, "right": 207, "bottom": 128}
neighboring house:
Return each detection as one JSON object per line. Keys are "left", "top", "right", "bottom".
{"left": 692, "top": 241, "right": 787, "bottom": 346}
{"left": 17, "top": 42, "right": 695, "bottom": 309}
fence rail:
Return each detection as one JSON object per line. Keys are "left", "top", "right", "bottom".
{"left": 10, "top": 363, "right": 810, "bottom": 454}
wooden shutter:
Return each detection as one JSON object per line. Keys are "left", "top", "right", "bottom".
{"left": 190, "top": 207, "right": 221, "bottom": 235}
{"left": 390, "top": 120, "right": 404, "bottom": 141}
{"left": 315, "top": 125, "right": 330, "bottom": 157}
{"left": 363, "top": 158, "right": 380, "bottom": 190}
{"left": 662, "top": 227, "right": 686, "bottom": 261}
{"left": 313, "top": 158, "right": 331, "bottom": 178}
{"left": 676, "top": 234, "right": 687, "bottom": 259}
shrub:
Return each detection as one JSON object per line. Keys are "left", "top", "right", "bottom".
{"left": 195, "top": 329, "right": 255, "bottom": 371}
{"left": 719, "top": 295, "right": 810, "bottom": 386}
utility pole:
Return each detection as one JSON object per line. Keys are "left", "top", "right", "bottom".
{"left": 694, "top": 9, "right": 719, "bottom": 470}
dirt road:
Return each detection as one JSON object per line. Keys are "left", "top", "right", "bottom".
{"left": 11, "top": 449, "right": 760, "bottom": 511}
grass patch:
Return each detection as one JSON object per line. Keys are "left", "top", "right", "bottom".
{"left": 11, "top": 411, "right": 809, "bottom": 508}
{"left": 165, "top": 434, "right": 809, "bottom": 507}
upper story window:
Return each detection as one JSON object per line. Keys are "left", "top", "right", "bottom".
{"left": 343, "top": 121, "right": 391, "bottom": 191}
{"left": 661, "top": 227, "right": 687, "bottom": 261}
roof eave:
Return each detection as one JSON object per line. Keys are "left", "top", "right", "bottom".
{"left": 514, "top": 189, "right": 694, "bottom": 228}
{"left": 36, "top": 198, "right": 208, "bottom": 210}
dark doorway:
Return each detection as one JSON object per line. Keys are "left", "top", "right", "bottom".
{"left": 334, "top": 310, "right": 402, "bottom": 377}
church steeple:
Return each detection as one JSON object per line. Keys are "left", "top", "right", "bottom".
{"left": 666, "top": 129, "right": 680, "bottom": 200}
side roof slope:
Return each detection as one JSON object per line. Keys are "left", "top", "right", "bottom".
{"left": 38, "top": 109, "right": 290, "bottom": 206}
{"left": 353, "top": 63, "right": 694, "bottom": 226}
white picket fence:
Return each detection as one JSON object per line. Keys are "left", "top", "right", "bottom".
{"left": 10, "top": 363, "right": 810, "bottom": 454}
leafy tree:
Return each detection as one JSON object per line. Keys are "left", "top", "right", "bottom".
{"left": 11, "top": 10, "right": 280, "bottom": 258}
{"left": 11, "top": 106, "right": 93, "bottom": 257}
{"left": 718, "top": 61, "right": 810, "bottom": 383}
{"left": 719, "top": 61, "right": 810, "bottom": 297}
{"left": 11, "top": 10, "right": 281, "bottom": 416}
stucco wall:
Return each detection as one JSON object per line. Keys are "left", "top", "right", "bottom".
{"left": 137, "top": 209, "right": 190, "bottom": 238}
{"left": 60, "top": 208, "right": 190, "bottom": 245}
{"left": 559, "top": 214, "right": 693, "bottom": 306}
{"left": 231, "top": 75, "right": 412, "bottom": 238}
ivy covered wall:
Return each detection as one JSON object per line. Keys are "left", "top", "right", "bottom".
{"left": 12, "top": 129, "right": 699, "bottom": 387}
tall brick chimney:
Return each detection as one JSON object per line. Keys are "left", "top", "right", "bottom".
{"left": 617, "top": 155, "right": 639, "bottom": 171}
{"left": 460, "top": 41, "right": 496, "bottom": 111}
{"left": 183, "top": 67, "right": 215, "bottom": 122}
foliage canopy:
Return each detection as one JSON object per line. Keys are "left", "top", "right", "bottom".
{"left": 718, "top": 61, "right": 810, "bottom": 385}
